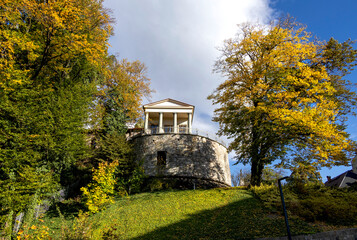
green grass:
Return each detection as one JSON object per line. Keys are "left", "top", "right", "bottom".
{"left": 42, "top": 188, "right": 320, "bottom": 239}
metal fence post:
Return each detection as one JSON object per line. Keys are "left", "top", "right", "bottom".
{"left": 278, "top": 177, "right": 292, "bottom": 240}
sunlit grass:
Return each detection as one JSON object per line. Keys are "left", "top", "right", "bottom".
{"left": 43, "top": 187, "right": 319, "bottom": 239}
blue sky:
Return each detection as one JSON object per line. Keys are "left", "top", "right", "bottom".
{"left": 103, "top": 0, "right": 357, "bottom": 183}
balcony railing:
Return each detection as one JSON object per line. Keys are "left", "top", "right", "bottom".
{"left": 147, "top": 126, "right": 191, "bottom": 134}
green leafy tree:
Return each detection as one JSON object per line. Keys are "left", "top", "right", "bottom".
{"left": 262, "top": 167, "right": 285, "bottom": 185}
{"left": 92, "top": 56, "right": 152, "bottom": 194}
{"left": 0, "top": 0, "right": 112, "bottom": 230}
{"left": 209, "top": 19, "right": 357, "bottom": 186}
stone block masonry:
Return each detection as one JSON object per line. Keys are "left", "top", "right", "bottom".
{"left": 131, "top": 133, "right": 231, "bottom": 188}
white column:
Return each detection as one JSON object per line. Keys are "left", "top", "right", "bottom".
{"left": 188, "top": 113, "right": 192, "bottom": 134}
{"left": 144, "top": 112, "right": 149, "bottom": 134}
{"left": 173, "top": 113, "right": 178, "bottom": 133}
{"left": 159, "top": 112, "right": 164, "bottom": 133}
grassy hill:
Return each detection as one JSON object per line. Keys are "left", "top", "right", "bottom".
{"left": 40, "top": 187, "right": 322, "bottom": 239}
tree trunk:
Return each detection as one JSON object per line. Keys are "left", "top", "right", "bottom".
{"left": 251, "top": 159, "right": 264, "bottom": 186}
{"left": 250, "top": 114, "right": 264, "bottom": 186}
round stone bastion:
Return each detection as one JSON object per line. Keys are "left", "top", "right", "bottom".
{"left": 131, "top": 133, "right": 232, "bottom": 188}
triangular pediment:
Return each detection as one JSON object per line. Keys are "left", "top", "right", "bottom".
{"left": 144, "top": 98, "right": 194, "bottom": 109}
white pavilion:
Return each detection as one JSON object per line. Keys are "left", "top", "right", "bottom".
{"left": 143, "top": 98, "right": 194, "bottom": 134}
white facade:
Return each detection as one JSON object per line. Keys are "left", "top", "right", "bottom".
{"left": 143, "top": 98, "right": 194, "bottom": 134}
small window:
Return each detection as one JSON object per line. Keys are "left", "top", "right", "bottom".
{"left": 157, "top": 151, "right": 167, "bottom": 166}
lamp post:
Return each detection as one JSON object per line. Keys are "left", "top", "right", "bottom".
{"left": 278, "top": 176, "right": 291, "bottom": 240}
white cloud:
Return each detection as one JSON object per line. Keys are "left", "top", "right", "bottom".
{"left": 103, "top": 0, "right": 273, "bottom": 155}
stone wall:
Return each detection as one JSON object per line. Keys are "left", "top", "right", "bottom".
{"left": 131, "top": 134, "right": 231, "bottom": 187}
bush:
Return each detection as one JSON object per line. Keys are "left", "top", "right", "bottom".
{"left": 148, "top": 178, "right": 166, "bottom": 192}
{"left": 115, "top": 163, "right": 146, "bottom": 195}
{"left": 294, "top": 187, "right": 357, "bottom": 225}
{"left": 251, "top": 182, "right": 357, "bottom": 226}
{"left": 59, "top": 210, "right": 93, "bottom": 240}
{"left": 17, "top": 224, "right": 51, "bottom": 240}
{"left": 250, "top": 184, "right": 281, "bottom": 212}
{"left": 81, "top": 161, "right": 118, "bottom": 213}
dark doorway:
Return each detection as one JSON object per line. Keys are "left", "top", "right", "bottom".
{"left": 157, "top": 151, "right": 167, "bottom": 166}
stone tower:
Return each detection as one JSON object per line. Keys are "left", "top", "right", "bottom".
{"left": 131, "top": 99, "right": 231, "bottom": 188}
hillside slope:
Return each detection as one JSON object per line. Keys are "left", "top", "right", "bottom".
{"left": 44, "top": 188, "right": 319, "bottom": 239}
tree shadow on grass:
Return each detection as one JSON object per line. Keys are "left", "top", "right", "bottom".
{"left": 114, "top": 193, "right": 319, "bottom": 240}
{"left": 46, "top": 199, "right": 87, "bottom": 218}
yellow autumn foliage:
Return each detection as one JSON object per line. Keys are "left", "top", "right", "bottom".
{"left": 81, "top": 160, "right": 119, "bottom": 214}
{"left": 0, "top": 0, "right": 112, "bottom": 90}
{"left": 209, "top": 19, "right": 357, "bottom": 185}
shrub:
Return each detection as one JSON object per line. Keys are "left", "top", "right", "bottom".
{"left": 17, "top": 224, "right": 51, "bottom": 240}
{"left": 81, "top": 161, "right": 118, "bottom": 213}
{"left": 115, "top": 163, "right": 146, "bottom": 195}
{"left": 294, "top": 187, "right": 357, "bottom": 225}
{"left": 59, "top": 210, "right": 93, "bottom": 240}
{"left": 148, "top": 178, "right": 165, "bottom": 192}
{"left": 250, "top": 184, "right": 281, "bottom": 212}
{"left": 101, "top": 224, "right": 123, "bottom": 240}
{"left": 251, "top": 182, "right": 357, "bottom": 226}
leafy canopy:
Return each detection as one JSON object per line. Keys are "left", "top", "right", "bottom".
{"left": 0, "top": 0, "right": 112, "bottom": 225}
{"left": 209, "top": 19, "right": 357, "bottom": 186}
